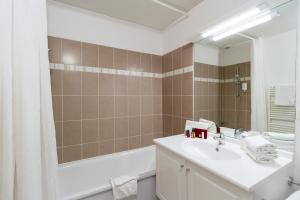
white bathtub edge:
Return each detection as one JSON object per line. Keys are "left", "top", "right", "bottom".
{"left": 63, "top": 170, "right": 156, "bottom": 200}
{"left": 59, "top": 145, "right": 155, "bottom": 169}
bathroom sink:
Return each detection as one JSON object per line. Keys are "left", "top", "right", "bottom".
{"left": 182, "top": 140, "right": 241, "bottom": 160}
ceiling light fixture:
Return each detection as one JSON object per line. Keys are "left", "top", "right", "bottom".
{"left": 201, "top": 7, "right": 261, "bottom": 38}
{"left": 212, "top": 12, "right": 275, "bottom": 41}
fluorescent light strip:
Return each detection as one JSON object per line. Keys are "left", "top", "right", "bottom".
{"left": 212, "top": 14, "right": 272, "bottom": 41}
{"left": 201, "top": 7, "right": 261, "bottom": 38}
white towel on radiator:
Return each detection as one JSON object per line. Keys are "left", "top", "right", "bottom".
{"left": 110, "top": 176, "right": 137, "bottom": 200}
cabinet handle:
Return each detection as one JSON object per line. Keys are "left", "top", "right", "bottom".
{"left": 180, "top": 164, "right": 184, "bottom": 168}
{"left": 186, "top": 168, "right": 190, "bottom": 172}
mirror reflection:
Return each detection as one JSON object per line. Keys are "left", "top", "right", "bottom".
{"left": 193, "top": 0, "right": 296, "bottom": 151}
{"left": 194, "top": 37, "right": 251, "bottom": 131}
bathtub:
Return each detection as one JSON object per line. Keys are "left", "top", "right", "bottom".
{"left": 59, "top": 146, "right": 157, "bottom": 200}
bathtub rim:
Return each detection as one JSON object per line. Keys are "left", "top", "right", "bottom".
{"left": 59, "top": 145, "right": 155, "bottom": 169}
{"left": 59, "top": 145, "right": 156, "bottom": 200}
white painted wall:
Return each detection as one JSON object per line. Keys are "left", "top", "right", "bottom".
{"left": 220, "top": 41, "right": 251, "bottom": 66}
{"left": 194, "top": 44, "right": 219, "bottom": 66}
{"left": 193, "top": 41, "right": 251, "bottom": 67}
{"left": 47, "top": 1, "right": 163, "bottom": 55}
{"left": 162, "top": 0, "right": 263, "bottom": 54}
{"left": 47, "top": 0, "right": 265, "bottom": 55}
{"left": 262, "top": 29, "right": 296, "bottom": 86}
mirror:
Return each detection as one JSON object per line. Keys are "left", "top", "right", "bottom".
{"left": 193, "top": 0, "right": 297, "bottom": 150}
{"left": 194, "top": 36, "right": 251, "bottom": 130}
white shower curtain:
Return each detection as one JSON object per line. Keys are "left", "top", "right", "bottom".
{"left": 251, "top": 39, "right": 268, "bottom": 132}
{"left": 294, "top": 0, "right": 300, "bottom": 184}
{"left": 0, "top": 0, "right": 59, "bottom": 200}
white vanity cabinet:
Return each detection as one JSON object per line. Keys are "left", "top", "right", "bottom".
{"left": 155, "top": 135, "right": 293, "bottom": 200}
{"left": 156, "top": 146, "right": 253, "bottom": 200}
{"left": 156, "top": 146, "right": 187, "bottom": 200}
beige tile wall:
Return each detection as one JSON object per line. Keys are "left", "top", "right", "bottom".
{"left": 49, "top": 36, "right": 163, "bottom": 163}
{"left": 162, "top": 44, "right": 194, "bottom": 136}
{"left": 194, "top": 61, "right": 251, "bottom": 130}
{"left": 220, "top": 62, "right": 251, "bottom": 130}
{"left": 194, "top": 63, "right": 221, "bottom": 124}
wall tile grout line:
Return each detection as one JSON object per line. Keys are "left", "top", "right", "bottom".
{"left": 60, "top": 39, "right": 64, "bottom": 163}
{"left": 113, "top": 48, "right": 116, "bottom": 154}
{"left": 97, "top": 44, "right": 100, "bottom": 155}
{"left": 127, "top": 48, "right": 130, "bottom": 150}
{"left": 80, "top": 42, "right": 83, "bottom": 160}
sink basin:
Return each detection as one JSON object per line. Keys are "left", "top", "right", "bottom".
{"left": 182, "top": 140, "right": 241, "bottom": 160}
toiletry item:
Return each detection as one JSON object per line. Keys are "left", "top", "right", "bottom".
{"left": 217, "top": 126, "right": 220, "bottom": 134}
{"left": 185, "top": 130, "right": 190, "bottom": 138}
{"left": 203, "top": 130, "right": 208, "bottom": 139}
{"left": 194, "top": 128, "right": 208, "bottom": 139}
{"left": 194, "top": 128, "right": 202, "bottom": 138}
{"left": 191, "top": 129, "right": 196, "bottom": 138}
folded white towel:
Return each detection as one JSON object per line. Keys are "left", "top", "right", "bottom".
{"left": 244, "top": 135, "right": 277, "bottom": 153}
{"left": 199, "top": 118, "right": 216, "bottom": 133}
{"left": 245, "top": 147, "right": 277, "bottom": 164}
{"left": 110, "top": 176, "right": 137, "bottom": 200}
{"left": 275, "top": 85, "right": 295, "bottom": 106}
{"left": 265, "top": 132, "right": 295, "bottom": 141}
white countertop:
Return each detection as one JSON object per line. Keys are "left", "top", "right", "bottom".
{"left": 154, "top": 134, "right": 293, "bottom": 192}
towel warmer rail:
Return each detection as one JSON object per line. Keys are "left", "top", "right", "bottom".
{"left": 267, "top": 87, "right": 296, "bottom": 133}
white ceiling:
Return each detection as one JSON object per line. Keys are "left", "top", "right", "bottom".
{"left": 51, "top": 0, "right": 204, "bottom": 31}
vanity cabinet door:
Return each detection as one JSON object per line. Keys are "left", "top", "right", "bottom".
{"left": 156, "top": 147, "right": 186, "bottom": 200}
{"left": 187, "top": 165, "right": 239, "bottom": 200}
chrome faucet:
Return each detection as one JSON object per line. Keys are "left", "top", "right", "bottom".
{"left": 234, "top": 128, "right": 244, "bottom": 138}
{"left": 213, "top": 132, "right": 225, "bottom": 151}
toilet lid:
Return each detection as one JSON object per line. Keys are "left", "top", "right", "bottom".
{"left": 286, "top": 191, "right": 300, "bottom": 200}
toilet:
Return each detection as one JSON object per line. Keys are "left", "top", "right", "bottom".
{"left": 286, "top": 191, "right": 300, "bottom": 200}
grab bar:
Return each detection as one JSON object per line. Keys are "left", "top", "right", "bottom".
{"left": 288, "top": 176, "right": 300, "bottom": 187}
